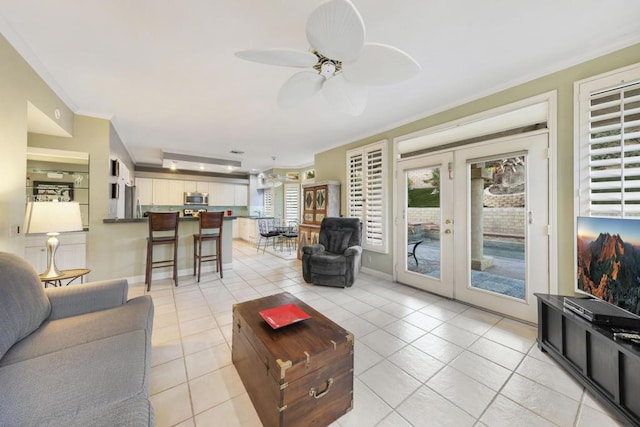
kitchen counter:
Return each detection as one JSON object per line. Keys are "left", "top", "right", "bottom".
{"left": 103, "top": 215, "right": 237, "bottom": 224}
{"left": 234, "top": 216, "right": 273, "bottom": 219}
{"left": 100, "top": 215, "right": 236, "bottom": 275}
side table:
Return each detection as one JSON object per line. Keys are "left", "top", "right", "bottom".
{"left": 39, "top": 268, "right": 91, "bottom": 287}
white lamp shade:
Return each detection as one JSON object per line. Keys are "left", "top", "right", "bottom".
{"left": 23, "top": 202, "right": 83, "bottom": 234}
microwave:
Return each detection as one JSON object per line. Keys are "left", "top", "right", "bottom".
{"left": 184, "top": 192, "right": 208, "bottom": 205}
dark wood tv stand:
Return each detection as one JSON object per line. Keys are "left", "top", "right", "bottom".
{"left": 535, "top": 294, "right": 640, "bottom": 426}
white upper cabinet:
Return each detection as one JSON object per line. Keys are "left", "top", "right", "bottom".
{"left": 210, "top": 182, "right": 235, "bottom": 206}
{"left": 152, "top": 179, "right": 184, "bottom": 205}
{"left": 184, "top": 181, "right": 210, "bottom": 193}
{"left": 136, "top": 177, "right": 153, "bottom": 205}
{"left": 136, "top": 177, "right": 246, "bottom": 206}
{"left": 234, "top": 184, "right": 248, "bottom": 206}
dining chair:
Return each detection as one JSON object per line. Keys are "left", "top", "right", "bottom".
{"left": 257, "top": 219, "right": 280, "bottom": 253}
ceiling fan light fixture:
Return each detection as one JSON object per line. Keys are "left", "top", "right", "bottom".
{"left": 258, "top": 156, "right": 291, "bottom": 187}
{"left": 236, "top": 0, "right": 419, "bottom": 115}
{"left": 320, "top": 61, "right": 337, "bottom": 78}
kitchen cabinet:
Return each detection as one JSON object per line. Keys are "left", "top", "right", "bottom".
{"left": 234, "top": 184, "right": 248, "bottom": 206}
{"left": 136, "top": 178, "right": 153, "bottom": 205}
{"left": 302, "top": 181, "right": 340, "bottom": 225}
{"left": 209, "top": 183, "right": 248, "bottom": 206}
{"left": 220, "top": 183, "right": 236, "bottom": 206}
{"left": 24, "top": 232, "right": 87, "bottom": 273}
{"left": 232, "top": 219, "right": 240, "bottom": 238}
{"left": 297, "top": 224, "right": 320, "bottom": 260}
{"left": 152, "top": 179, "right": 184, "bottom": 205}
{"left": 299, "top": 181, "right": 340, "bottom": 260}
{"left": 238, "top": 218, "right": 257, "bottom": 244}
{"left": 184, "top": 181, "right": 210, "bottom": 193}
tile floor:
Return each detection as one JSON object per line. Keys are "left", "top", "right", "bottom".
{"left": 129, "top": 240, "right": 625, "bottom": 426}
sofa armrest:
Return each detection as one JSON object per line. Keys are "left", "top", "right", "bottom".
{"left": 344, "top": 246, "right": 363, "bottom": 257}
{"left": 302, "top": 244, "right": 326, "bottom": 255}
{"left": 45, "top": 279, "right": 129, "bottom": 320}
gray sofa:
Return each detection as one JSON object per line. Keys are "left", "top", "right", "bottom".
{"left": 0, "top": 252, "right": 154, "bottom": 426}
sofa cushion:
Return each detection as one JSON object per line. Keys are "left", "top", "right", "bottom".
{"left": 0, "top": 252, "right": 51, "bottom": 360}
{"left": 310, "top": 252, "right": 348, "bottom": 275}
{"left": 0, "top": 295, "right": 153, "bottom": 367}
{"left": 326, "top": 229, "right": 352, "bottom": 254}
{"left": 41, "top": 396, "right": 154, "bottom": 427}
{"left": 0, "top": 330, "right": 150, "bottom": 425}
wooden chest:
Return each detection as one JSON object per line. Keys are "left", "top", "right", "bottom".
{"left": 232, "top": 292, "right": 354, "bottom": 427}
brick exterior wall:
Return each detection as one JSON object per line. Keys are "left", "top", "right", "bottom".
{"left": 407, "top": 207, "right": 525, "bottom": 237}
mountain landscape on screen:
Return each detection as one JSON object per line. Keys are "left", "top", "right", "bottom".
{"left": 577, "top": 219, "right": 640, "bottom": 315}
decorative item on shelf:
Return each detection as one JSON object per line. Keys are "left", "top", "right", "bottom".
{"left": 32, "top": 181, "right": 74, "bottom": 202}
{"left": 23, "top": 201, "right": 83, "bottom": 279}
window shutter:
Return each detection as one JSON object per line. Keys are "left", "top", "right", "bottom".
{"left": 346, "top": 140, "right": 388, "bottom": 253}
{"left": 364, "top": 146, "right": 384, "bottom": 248}
{"left": 585, "top": 80, "right": 640, "bottom": 216}
{"left": 347, "top": 152, "right": 364, "bottom": 219}
{"left": 284, "top": 184, "right": 300, "bottom": 222}
{"left": 263, "top": 188, "right": 274, "bottom": 216}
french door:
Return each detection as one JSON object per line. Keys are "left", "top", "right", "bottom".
{"left": 396, "top": 133, "right": 549, "bottom": 323}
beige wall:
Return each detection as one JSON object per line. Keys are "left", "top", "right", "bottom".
{"left": 314, "top": 43, "right": 640, "bottom": 295}
{"left": 28, "top": 116, "right": 117, "bottom": 280}
{"left": 0, "top": 34, "right": 73, "bottom": 255}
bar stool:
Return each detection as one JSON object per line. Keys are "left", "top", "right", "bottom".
{"left": 193, "top": 211, "right": 224, "bottom": 282}
{"left": 145, "top": 212, "right": 180, "bottom": 291}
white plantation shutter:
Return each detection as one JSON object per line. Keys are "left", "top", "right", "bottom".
{"left": 347, "top": 152, "right": 364, "bottom": 219}
{"left": 284, "top": 184, "right": 300, "bottom": 222}
{"left": 578, "top": 65, "right": 640, "bottom": 217}
{"left": 263, "top": 188, "right": 274, "bottom": 216}
{"left": 365, "top": 147, "right": 384, "bottom": 247}
{"left": 346, "top": 140, "right": 388, "bottom": 253}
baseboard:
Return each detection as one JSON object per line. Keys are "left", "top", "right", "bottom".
{"left": 125, "top": 262, "right": 232, "bottom": 286}
{"left": 360, "top": 266, "right": 393, "bottom": 281}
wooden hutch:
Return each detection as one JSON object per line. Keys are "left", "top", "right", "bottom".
{"left": 297, "top": 181, "right": 340, "bottom": 259}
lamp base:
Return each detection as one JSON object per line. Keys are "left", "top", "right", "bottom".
{"left": 40, "top": 232, "right": 63, "bottom": 279}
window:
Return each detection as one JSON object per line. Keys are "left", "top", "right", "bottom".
{"left": 263, "top": 188, "right": 274, "bottom": 217}
{"left": 577, "top": 63, "right": 640, "bottom": 217}
{"left": 346, "top": 140, "right": 388, "bottom": 252}
{"left": 283, "top": 183, "right": 300, "bottom": 223}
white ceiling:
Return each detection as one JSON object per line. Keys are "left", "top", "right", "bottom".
{"left": 2, "top": 0, "right": 639, "bottom": 174}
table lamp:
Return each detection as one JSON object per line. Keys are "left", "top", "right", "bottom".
{"left": 23, "top": 201, "right": 83, "bottom": 278}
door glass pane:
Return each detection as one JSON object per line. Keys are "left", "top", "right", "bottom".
{"left": 468, "top": 157, "right": 526, "bottom": 299}
{"left": 406, "top": 167, "right": 441, "bottom": 279}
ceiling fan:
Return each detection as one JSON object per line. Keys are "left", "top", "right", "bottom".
{"left": 235, "top": 0, "right": 420, "bottom": 116}
{"left": 257, "top": 157, "right": 292, "bottom": 188}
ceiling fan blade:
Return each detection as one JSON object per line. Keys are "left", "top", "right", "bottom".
{"left": 235, "top": 49, "right": 318, "bottom": 68}
{"left": 277, "top": 71, "right": 324, "bottom": 109}
{"left": 322, "top": 74, "right": 368, "bottom": 116}
{"left": 342, "top": 43, "right": 420, "bottom": 86}
{"left": 306, "top": 0, "right": 365, "bottom": 62}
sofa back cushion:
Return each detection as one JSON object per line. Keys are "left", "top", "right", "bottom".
{"left": 326, "top": 230, "right": 353, "bottom": 254}
{"left": 0, "top": 252, "right": 51, "bottom": 359}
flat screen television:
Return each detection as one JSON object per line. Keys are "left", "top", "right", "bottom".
{"left": 577, "top": 216, "right": 640, "bottom": 316}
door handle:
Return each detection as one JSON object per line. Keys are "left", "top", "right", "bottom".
{"left": 444, "top": 229, "right": 452, "bottom": 234}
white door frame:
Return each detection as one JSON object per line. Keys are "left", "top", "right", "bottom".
{"left": 392, "top": 93, "right": 558, "bottom": 321}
